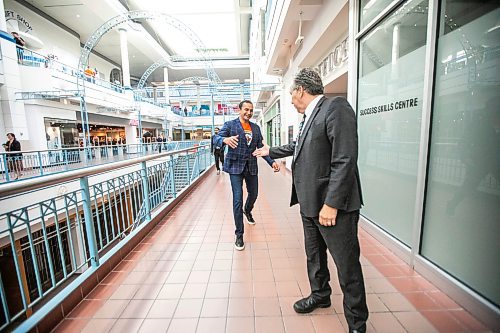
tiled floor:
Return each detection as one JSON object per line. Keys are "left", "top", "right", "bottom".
{"left": 53, "top": 161, "right": 493, "bottom": 333}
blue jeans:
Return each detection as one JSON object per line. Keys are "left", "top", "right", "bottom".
{"left": 229, "top": 165, "right": 258, "bottom": 236}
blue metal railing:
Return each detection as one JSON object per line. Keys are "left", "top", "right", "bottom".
{"left": 0, "top": 141, "right": 205, "bottom": 184}
{"left": 0, "top": 144, "right": 213, "bottom": 332}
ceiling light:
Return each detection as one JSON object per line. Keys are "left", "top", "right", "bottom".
{"left": 295, "top": 11, "right": 304, "bottom": 46}
{"left": 76, "top": 14, "right": 80, "bottom": 18}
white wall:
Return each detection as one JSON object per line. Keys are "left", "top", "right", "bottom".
{"left": 23, "top": 102, "right": 77, "bottom": 150}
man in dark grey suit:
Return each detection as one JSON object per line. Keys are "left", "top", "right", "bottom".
{"left": 253, "top": 68, "right": 368, "bottom": 333}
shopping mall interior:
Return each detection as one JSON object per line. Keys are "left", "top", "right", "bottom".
{"left": 0, "top": 0, "right": 498, "bottom": 332}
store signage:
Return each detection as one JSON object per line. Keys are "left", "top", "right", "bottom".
{"left": 5, "top": 10, "right": 33, "bottom": 33}
{"left": 317, "top": 36, "right": 348, "bottom": 78}
{"left": 359, "top": 97, "right": 419, "bottom": 116}
{"left": 129, "top": 119, "right": 139, "bottom": 126}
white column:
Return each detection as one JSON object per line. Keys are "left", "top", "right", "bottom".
{"left": 0, "top": 0, "right": 7, "bottom": 141}
{"left": 196, "top": 85, "right": 201, "bottom": 112}
{"left": 0, "top": 0, "right": 7, "bottom": 30}
{"left": 391, "top": 22, "right": 400, "bottom": 80}
{"left": 391, "top": 23, "right": 400, "bottom": 64}
{"left": 163, "top": 67, "right": 169, "bottom": 104}
{"left": 119, "top": 28, "right": 131, "bottom": 89}
{"left": 125, "top": 124, "right": 138, "bottom": 144}
{"left": 0, "top": 1, "right": 29, "bottom": 142}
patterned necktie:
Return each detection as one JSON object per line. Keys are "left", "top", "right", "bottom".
{"left": 294, "top": 114, "right": 306, "bottom": 158}
{"left": 297, "top": 114, "right": 306, "bottom": 140}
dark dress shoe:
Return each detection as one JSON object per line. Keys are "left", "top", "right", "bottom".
{"left": 293, "top": 295, "right": 331, "bottom": 313}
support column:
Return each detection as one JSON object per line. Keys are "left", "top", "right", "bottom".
{"left": 0, "top": 12, "right": 29, "bottom": 142}
{"left": 125, "top": 124, "right": 138, "bottom": 144}
{"left": 119, "top": 28, "right": 131, "bottom": 90}
{"left": 391, "top": 23, "right": 401, "bottom": 79}
{"left": 163, "top": 67, "right": 171, "bottom": 138}
{"left": 0, "top": 0, "right": 7, "bottom": 30}
{"left": 196, "top": 85, "right": 201, "bottom": 113}
{"left": 210, "top": 92, "right": 215, "bottom": 135}
{"left": 392, "top": 23, "right": 400, "bottom": 63}
{"left": 163, "top": 67, "right": 170, "bottom": 104}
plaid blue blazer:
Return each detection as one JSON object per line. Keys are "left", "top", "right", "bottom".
{"left": 214, "top": 118, "right": 275, "bottom": 175}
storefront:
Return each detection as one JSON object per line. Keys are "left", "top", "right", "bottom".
{"left": 353, "top": 0, "right": 499, "bottom": 320}
{"left": 263, "top": 100, "right": 281, "bottom": 147}
{"left": 77, "top": 123, "right": 126, "bottom": 145}
{"left": 44, "top": 118, "right": 79, "bottom": 148}
{"left": 172, "top": 126, "right": 212, "bottom": 141}
{"left": 75, "top": 113, "right": 162, "bottom": 145}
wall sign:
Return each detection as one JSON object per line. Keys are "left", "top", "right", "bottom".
{"left": 359, "top": 97, "right": 419, "bottom": 116}
{"left": 5, "top": 10, "right": 33, "bottom": 33}
{"left": 317, "top": 36, "right": 349, "bottom": 78}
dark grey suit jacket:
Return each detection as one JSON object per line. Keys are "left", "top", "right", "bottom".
{"left": 269, "top": 96, "right": 363, "bottom": 217}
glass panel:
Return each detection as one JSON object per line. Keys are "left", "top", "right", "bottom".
{"left": 357, "top": 0, "right": 429, "bottom": 245}
{"left": 422, "top": 0, "right": 500, "bottom": 307}
{"left": 360, "top": 0, "right": 398, "bottom": 29}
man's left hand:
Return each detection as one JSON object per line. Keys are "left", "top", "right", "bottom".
{"left": 272, "top": 162, "right": 280, "bottom": 172}
{"left": 319, "top": 204, "right": 337, "bottom": 227}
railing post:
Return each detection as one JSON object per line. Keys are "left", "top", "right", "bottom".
{"left": 64, "top": 150, "right": 69, "bottom": 170}
{"left": 195, "top": 149, "right": 200, "bottom": 177}
{"left": 186, "top": 152, "right": 191, "bottom": 184}
{"left": 169, "top": 155, "right": 177, "bottom": 198}
{"left": 140, "top": 161, "right": 152, "bottom": 222}
{"left": 0, "top": 272, "right": 11, "bottom": 324}
{"left": 3, "top": 154, "right": 11, "bottom": 182}
{"left": 35, "top": 151, "right": 43, "bottom": 176}
{"left": 79, "top": 176, "right": 99, "bottom": 267}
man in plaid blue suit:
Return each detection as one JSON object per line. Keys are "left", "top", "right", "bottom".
{"left": 214, "top": 100, "right": 280, "bottom": 250}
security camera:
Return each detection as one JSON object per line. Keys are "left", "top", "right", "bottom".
{"left": 295, "top": 35, "right": 304, "bottom": 45}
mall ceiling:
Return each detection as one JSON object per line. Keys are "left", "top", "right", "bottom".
{"left": 19, "top": 0, "right": 251, "bottom": 83}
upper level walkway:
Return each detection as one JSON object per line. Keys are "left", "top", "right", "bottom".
{"left": 50, "top": 161, "right": 492, "bottom": 333}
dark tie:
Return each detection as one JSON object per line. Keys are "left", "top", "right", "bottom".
{"left": 297, "top": 114, "right": 306, "bottom": 140}
{"left": 294, "top": 114, "right": 306, "bottom": 158}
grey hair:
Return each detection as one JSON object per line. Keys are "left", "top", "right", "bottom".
{"left": 292, "top": 68, "right": 324, "bottom": 95}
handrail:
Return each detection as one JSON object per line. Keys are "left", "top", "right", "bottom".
{"left": 0, "top": 143, "right": 208, "bottom": 199}
{"left": 0, "top": 142, "right": 188, "bottom": 155}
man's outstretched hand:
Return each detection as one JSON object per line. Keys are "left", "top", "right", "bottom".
{"left": 223, "top": 135, "right": 239, "bottom": 148}
{"left": 253, "top": 143, "right": 270, "bottom": 157}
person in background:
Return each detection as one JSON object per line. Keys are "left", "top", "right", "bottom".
{"left": 211, "top": 127, "right": 225, "bottom": 175}
{"left": 3, "top": 133, "right": 23, "bottom": 180}
{"left": 253, "top": 68, "right": 368, "bottom": 333}
{"left": 84, "top": 66, "right": 95, "bottom": 83}
{"left": 158, "top": 133, "right": 165, "bottom": 153}
{"left": 12, "top": 32, "right": 25, "bottom": 63}
{"left": 213, "top": 100, "right": 280, "bottom": 251}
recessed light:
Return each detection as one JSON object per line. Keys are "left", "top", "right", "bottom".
{"left": 76, "top": 14, "right": 80, "bottom": 18}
